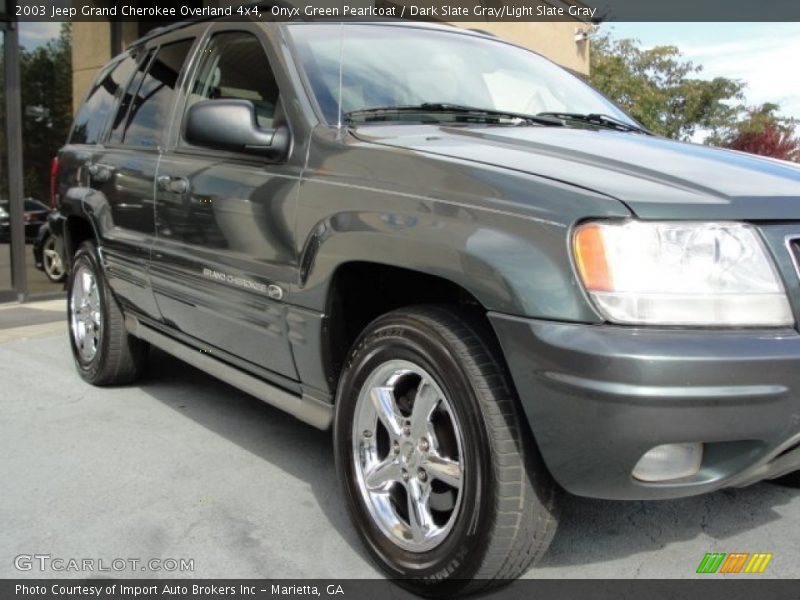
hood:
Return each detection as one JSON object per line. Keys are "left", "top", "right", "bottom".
{"left": 353, "top": 124, "right": 800, "bottom": 220}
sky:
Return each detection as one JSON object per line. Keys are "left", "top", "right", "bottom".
{"left": 18, "top": 22, "right": 62, "bottom": 51}
{"left": 603, "top": 22, "right": 800, "bottom": 121}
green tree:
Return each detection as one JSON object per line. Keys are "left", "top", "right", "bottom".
{"left": 20, "top": 22, "right": 72, "bottom": 203}
{"left": 590, "top": 33, "right": 744, "bottom": 141}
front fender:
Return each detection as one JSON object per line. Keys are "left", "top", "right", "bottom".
{"left": 295, "top": 130, "right": 632, "bottom": 322}
{"left": 298, "top": 205, "right": 600, "bottom": 322}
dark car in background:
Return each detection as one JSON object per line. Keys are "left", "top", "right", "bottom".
{"left": 48, "top": 17, "right": 800, "bottom": 596}
{"left": 0, "top": 197, "right": 50, "bottom": 243}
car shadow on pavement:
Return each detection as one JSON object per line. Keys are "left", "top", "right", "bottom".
{"left": 139, "top": 348, "right": 799, "bottom": 574}
{"left": 538, "top": 469, "right": 799, "bottom": 570}
{"left": 140, "top": 348, "right": 375, "bottom": 567}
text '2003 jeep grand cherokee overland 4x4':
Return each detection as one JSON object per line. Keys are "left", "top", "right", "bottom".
{"left": 51, "top": 17, "right": 800, "bottom": 595}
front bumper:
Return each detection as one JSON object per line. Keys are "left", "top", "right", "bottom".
{"left": 489, "top": 313, "right": 800, "bottom": 500}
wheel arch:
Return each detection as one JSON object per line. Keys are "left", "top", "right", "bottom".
{"left": 60, "top": 186, "right": 104, "bottom": 265}
{"left": 297, "top": 207, "right": 599, "bottom": 325}
{"left": 62, "top": 215, "right": 98, "bottom": 271}
{"left": 320, "top": 260, "right": 498, "bottom": 394}
{"left": 297, "top": 207, "right": 597, "bottom": 393}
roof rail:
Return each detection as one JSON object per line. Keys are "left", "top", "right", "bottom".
{"left": 129, "top": 0, "right": 300, "bottom": 48}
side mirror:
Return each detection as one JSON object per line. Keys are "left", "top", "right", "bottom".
{"left": 184, "top": 99, "right": 290, "bottom": 159}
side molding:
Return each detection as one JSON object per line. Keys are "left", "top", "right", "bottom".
{"left": 125, "top": 316, "right": 333, "bottom": 430}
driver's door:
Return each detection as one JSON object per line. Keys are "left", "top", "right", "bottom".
{"left": 151, "top": 26, "right": 301, "bottom": 380}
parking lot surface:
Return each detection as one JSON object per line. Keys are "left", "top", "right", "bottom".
{"left": 1, "top": 302, "right": 799, "bottom": 583}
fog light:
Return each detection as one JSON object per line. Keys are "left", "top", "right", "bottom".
{"left": 632, "top": 443, "right": 703, "bottom": 482}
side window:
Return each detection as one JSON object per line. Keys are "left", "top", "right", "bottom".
{"left": 184, "top": 31, "right": 280, "bottom": 138}
{"left": 70, "top": 54, "right": 138, "bottom": 144}
{"left": 108, "top": 49, "right": 154, "bottom": 144}
{"left": 121, "top": 39, "right": 194, "bottom": 148}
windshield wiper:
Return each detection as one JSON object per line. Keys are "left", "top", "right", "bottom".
{"left": 537, "top": 112, "right": 651, "bottom": 134}
{"left": 345, "top": 103, "right": 564, "bottom": 127}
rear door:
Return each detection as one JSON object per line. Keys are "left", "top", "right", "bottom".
{"left": 151, "top": 23, "right": 301, "bottom": 380}
{"left": 64, "top": 51, "right": 152, "bottom": 313}
{"left": 88, "top": 34, "right": 197, "bottom": 318}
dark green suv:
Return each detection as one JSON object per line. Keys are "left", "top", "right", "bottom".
{"left": 51, "top": 17, "right": 800, "bottom": 596}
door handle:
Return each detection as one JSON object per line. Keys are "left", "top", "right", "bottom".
{"left": 157, "top": 175, "right": 190, "bottom": 195}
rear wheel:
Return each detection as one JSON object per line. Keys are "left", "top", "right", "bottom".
{"left": 68, "top": 241, "right": 148, "bottom": 385}
{"left": 334, "top": 306, "right": 560, "bottom": 597}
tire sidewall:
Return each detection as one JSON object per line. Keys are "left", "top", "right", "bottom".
{"left": 67, "top": 243, "right": 109, "bottom": 381}
{"left": 334, "top": 313, "right": 496, "bottom": 584}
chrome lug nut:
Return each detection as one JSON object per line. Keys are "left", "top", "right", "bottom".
{"left": 417, "top": 469, "right": 427, "bottom": 482}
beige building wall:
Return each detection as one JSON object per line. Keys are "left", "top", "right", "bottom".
{"left": 71, "top": 22, "right": 111, "bottom": 112}
{"left": 71, "top": 22, "right": 138, "bottom": 112}
{"left": 453, "top": 22, "right": 590, "bottom": 75}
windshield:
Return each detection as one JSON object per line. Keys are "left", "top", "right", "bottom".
{"left": 287, "top": 23, "right": 636, "bottom": 127}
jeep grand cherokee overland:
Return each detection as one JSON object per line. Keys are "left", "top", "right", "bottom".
{"left": 51, "top": 18, "right": 800, "bottom": 595}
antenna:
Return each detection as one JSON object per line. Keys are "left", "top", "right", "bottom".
{"left": 337, "top": 22, "right": 345, "bottom": 131}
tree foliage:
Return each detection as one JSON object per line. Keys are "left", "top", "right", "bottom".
{"left": 589, "top": 33, "right": 744, "bottom": 141}
{"left": 717, "top": 103, "right": 800, "bottom": 162}
{"left": 20, "top": 23, "right": 72, "bottom": 203}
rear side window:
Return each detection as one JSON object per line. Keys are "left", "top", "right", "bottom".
{"left": 121, "top": 39, "right": 194, "bottom": 148}
{"left": 108, "top": 49, "right": 154, "bottom": 144}
{"left": 184, "top": 31, "right": 280, "bottom": 135}
{"left": 70, "top": 54, "right": 138, "bottom": 144}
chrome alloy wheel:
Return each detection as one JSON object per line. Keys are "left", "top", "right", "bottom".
{"left": 352, "top": 360, "right": 465, "bottom": 552}
{"left": 70, "top": 264, "right": 102, "bottom": 362}
{"left": 43, "top": 236, "right": 65, "bottom": 281}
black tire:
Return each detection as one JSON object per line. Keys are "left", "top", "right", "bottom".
{"left": 769, "top": 471, "right": 800, "bottom": 487}
{"left": 67, "top": 240, "right": 148, "bottom": 385}
{"left": 333, "top": 305, "right": 560, "bottom": 597}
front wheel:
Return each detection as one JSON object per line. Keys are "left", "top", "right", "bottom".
{"left": 334, "top": 306, "right": 560, "bottom": 597}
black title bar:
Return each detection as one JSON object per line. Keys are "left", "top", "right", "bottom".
{"left": 4, "top": 579, "right": 800, "bottom": 600}
{"left": 8, "top": 0, "right": 800, "bottom": 22}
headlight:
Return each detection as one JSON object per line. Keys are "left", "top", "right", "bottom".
{"left": 573, "top": 220, "right": 793, "bottom": 326}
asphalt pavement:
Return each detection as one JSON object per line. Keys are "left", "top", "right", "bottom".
{"left": 1, "top": 300, "right": 799, "bottom": 585}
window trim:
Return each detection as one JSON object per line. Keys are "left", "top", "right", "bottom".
{"left": 100, "top": 29, "right": 205, "bottom": 153}
{"left": 105, "top": 47, "right": 156, "bottom": 147}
